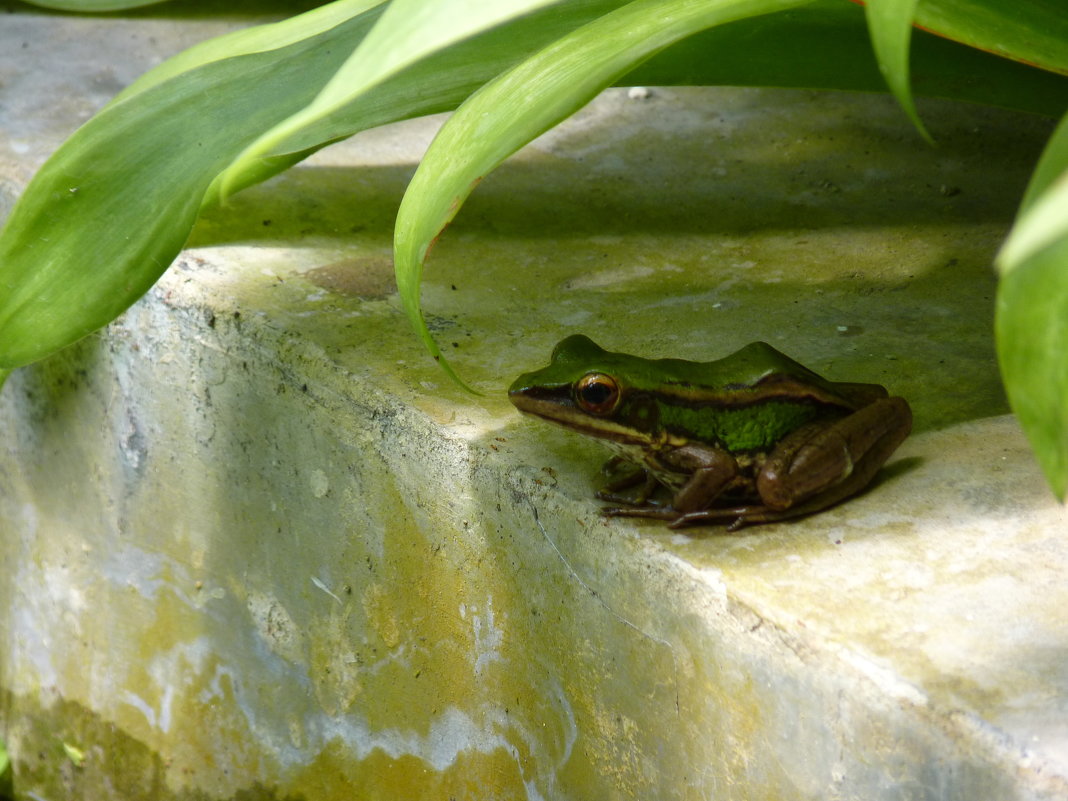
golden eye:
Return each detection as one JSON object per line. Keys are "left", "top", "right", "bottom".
{"left": 574, "top": 372, "right": 620, "bottom": 415}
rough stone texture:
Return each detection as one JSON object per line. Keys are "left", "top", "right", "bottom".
{"left": 1, "top": 5, "right": 1066, "bottom": 800}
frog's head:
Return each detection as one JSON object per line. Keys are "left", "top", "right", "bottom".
{"left": 509, "top": 335, "right": 653, "bottom": 444}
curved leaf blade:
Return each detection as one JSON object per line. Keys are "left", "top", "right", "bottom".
{"left": 218, "top": 0, "right": 571, "bottom": 199}
{"left": 863, "top": 0, "right": 931, "bottom": 142}
{"left": 624, "top": 0, "right": 1068, "bottom": 117}
{"left": 18, "top": 0, "right": 169, "bottom": 10}
{"left": 393, "top": 0, "right": 813, "bottom": 384}
{"left": 0, "top": 1, "right": 620, "bottom": 369}
{"left": 996, "top": 238, "right": 1068, "bottom": 500}
{"left": 108, "top": 0, "right": 388, "bottom": 107}
{"left": 998, "top": 112, "right": 1068, "bottom": 273}
{"left": 995, "top": 112, "right": 1068, "bottom": 499}
{"left": 998, "top": 175, "right": 1068, "bottom": 273}
{"left": 914, "top": 0, "right": 1068, "bottom": 77}
{"left": 0, "top": 7, "right": 383, "bottom": 367}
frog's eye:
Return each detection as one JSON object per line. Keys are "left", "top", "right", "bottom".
{"left": 574, "top": 372, "right": 620, "bottom": 415}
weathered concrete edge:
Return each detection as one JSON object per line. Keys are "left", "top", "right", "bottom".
{"left": 154, "top": 265, "right": 1068, "bottom": 798}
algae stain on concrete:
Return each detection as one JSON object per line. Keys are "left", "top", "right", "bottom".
{"left": 361, "top": 583, "right": 401, "bottom": 650}
{"left": 289, "top": 741, "right": 529, "bottom": 801}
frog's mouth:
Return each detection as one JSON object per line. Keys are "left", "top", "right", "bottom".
{"left": 508, "top": 386, "right": 651, "bottom": 447}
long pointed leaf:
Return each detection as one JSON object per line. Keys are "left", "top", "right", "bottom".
{"left": 863, "top": 0, "right": 931, "bottom": 141}
{"left": 624, "top": 0, "right": 1068, "bottom": 116}
{"left": 0, "top": 9, "right": 381, "bottom": 367}
{"left": 108, "top": 0, "right": 387, "bottom": 107}
{"left": 218, "top": 0, "right": 570, "bottom": 198}
{"left": 998, "top": 112, "right": 1068, "bottom": 273}
{"left": 995, "top": 112, "right": 1068, "bottom": 499}
{"left": 998, "top": 175, "right": 1068, "bottom": 272}
{"left": 996, "top": 239, "right": 1068, "bottom": 500}
{"left": 20, "top": 0, "right": 168, "bottom": 9}
{"left": 5, "top": 0, "right": 1067, "bottom": 379}
{"left": 393, "top": 0, "right": 813, "bottom": 385}
{"left": 913, "top": 0, "right": 1068, "bottom": 77}
{"left": 0, "top": 1, "right": 621, "bottom": 368}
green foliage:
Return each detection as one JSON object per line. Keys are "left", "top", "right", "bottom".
{"left": 0, "top": 737, "right": 11, "bottom": 801}
{"left": 996, "top": 114, "right": 1068, "bottom": 499}
{"left": 2, "top": 0, "right": 1068, "bottom": 495}
{"left": 0, "top": 2, "right": 385, "bottom": 366}
{"left": 217, "top": 0, "right": 572, "bottom": 199}
{"left": 863, "top": 0, "right": 931, "bottom": 141}
{"left": 0, "top": 0, "right": 623, "bottom": 366}
{"left": 393, "top": 0, "right": 813, "bottom": 388}
{"left": 19, "top": 0, "right": 169, "bottom": 9}
{"left": 910, "top": 0, "right": 1068, "bottom": 77}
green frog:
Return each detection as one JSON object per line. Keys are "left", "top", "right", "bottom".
{"left": 509, "top": 335, "right": 912, "bottom": 530}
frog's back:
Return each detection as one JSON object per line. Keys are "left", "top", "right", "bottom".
{"left": 653, "top": 341, "right": 840, "bottom": 401}
{"left": 627, "top": 343, "right": 862, "bottom": 452}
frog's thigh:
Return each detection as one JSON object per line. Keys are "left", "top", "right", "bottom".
{"left": 757, "top": 398, "right": 910, "bottom": 510}
{"left": 656, "top": 443, "right": 738, "bottom": 513}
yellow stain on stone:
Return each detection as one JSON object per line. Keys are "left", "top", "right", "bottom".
{"left": 361, "top": 583, "right": 401, "bottom": 649}
{"left": 289, "top": 740, "right": 530, "bottom": 801}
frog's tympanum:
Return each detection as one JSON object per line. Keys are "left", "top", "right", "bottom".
{"left": 509, "top": 335, "right": 912, "bottom": 530}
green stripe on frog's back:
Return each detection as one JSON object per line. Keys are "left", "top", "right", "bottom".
{"left": 626, "top": 342, "right": 843, "bottom": 398}
{"left": 652, "top": 396, "right": 831, "bottom": 452}
{"left": 613, "top": 342, "right": 856, "bottom": 452}
{"left": 521, "top": 336, "right": 857, "bottom": 451}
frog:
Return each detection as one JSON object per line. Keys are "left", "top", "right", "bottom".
{"left": 508, "top": 335, "right": 912, "bottom": 530}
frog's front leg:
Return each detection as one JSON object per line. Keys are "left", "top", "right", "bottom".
{"left": 596, "top": 464, "right": 660, "bottom": 506}
{"left": 602, "top": 443, "right": 739, "bottom": 520}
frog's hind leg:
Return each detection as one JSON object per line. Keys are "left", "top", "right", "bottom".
{"left": 756, "top": 397, "right": 912, "bottom": 512}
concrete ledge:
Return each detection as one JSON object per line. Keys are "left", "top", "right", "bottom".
{"left": 2, "top": 7, "right": 1066, "bottom": 800}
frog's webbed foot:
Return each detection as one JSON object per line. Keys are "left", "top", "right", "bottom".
{"left": 669, "top": 475, "right": 888, "bottom": 531}
{"left": 602, "top": 504, "right": 678, "bottom": 521}
{"left": 668, "top": 504, "right": 801, "bottom": 531}
{"left": 605, "top": 502, "right": 763, "bottom": 530}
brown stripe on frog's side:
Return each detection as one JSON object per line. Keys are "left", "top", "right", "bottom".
{"left": 651, "top": 374, "right": 861, "bottom": 412}
{"left": 509, "top": 389, "right": 654, "bottom": 447}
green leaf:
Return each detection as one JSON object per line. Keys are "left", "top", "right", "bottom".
{"left": 393, "top": 0, "right": 813, "bottom": 386}
{"left": 18, "top": 0, "right": 169, "bottom": 10}
{"left": 996, "top": 238, "right": 1068, "bottom": 500}
{"left": 4, "top": 0, "right": 1067, "bottom": 382}
{"left": 999, "top": 171, "right": 1068, "bottom": 273}
{"left": 1018, "top": 113, "right": 1068, "bottom": 214}
{"left": 0, "top": 0, "right": 620, "bottom": 368}
{"left": 863, "top": 0, "right": 931, "bottom": 142}
{"left": 108, "top": 0, "right": 388, "bottom": 107}
{"left": 61, "top": 742, "right": 85, "bottom": 768}
{"left": 624, "top": 1, "right": 1068, "bottom": 117}
{"left": 996, "top": 112, "right": 1068, "bottom": 499}
{"left": 913, "top": 0, "right": 1068, "bottom": 77}
{"left": 217, "top": 0, "right": 571, "bottom": 199}
{"left": 998, "top": 111, "right": 1068, "bottom": 273}
{"left": 0, "top": 6, "right": 383, "bottom": 367}
{"left": 0, "top": 737, "right": 11, "bottom": 801}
